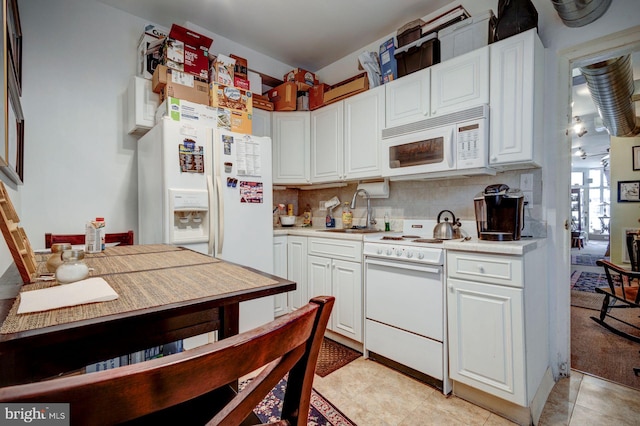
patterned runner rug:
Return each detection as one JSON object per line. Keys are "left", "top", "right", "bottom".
{"left": 571, "top": 270, "right": 607, "bottom": 293}
{"left": 241, "top": 376, "right": 357, "bottom": 425}
{"left": 315, "top": 338, "right": 361, "bottom": 377}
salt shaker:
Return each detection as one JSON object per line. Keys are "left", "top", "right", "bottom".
{"left": 46, "top": 243, "right": 72, "bottom": 273}
{"left": 56, "top": 249, "right": 90, "bottom": 284}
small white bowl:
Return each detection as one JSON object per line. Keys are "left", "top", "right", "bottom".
{"left": 280, "top": 215, "right": 296, "bottom": 226}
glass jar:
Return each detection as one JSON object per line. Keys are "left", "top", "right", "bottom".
{"left": 46, "top": 243, "right": 72, "bottom": 273}
{"left": 56, "top": 249, "right": 90, "bottom": 284}
{"left": 342, "top": 202, "right": 353, "bottom": 229}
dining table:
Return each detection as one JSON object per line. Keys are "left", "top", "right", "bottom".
{"left": 0, "top": 244, "right": 295, "bottom": 387}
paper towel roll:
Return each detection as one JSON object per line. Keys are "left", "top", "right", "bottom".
{"left": 357, "top": 180, "right": 389, "bottom": 198}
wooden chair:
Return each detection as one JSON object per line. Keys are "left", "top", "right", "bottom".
{"left": 45, "top": 230, "right": 134, "bottom": 248}
{"left": 591, "top": 260, "right": 640, "bottom": 344}
{"left": 0, "top": 296, "right": 333, "bottom": 425}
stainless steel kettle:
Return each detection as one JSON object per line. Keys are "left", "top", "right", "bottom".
{"left": 433, "top": 210, "right": 462, "bottom": 239}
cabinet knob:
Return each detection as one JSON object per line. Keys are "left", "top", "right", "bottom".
{"left": 477, "top": 264, "right": 485, "bottom": 273}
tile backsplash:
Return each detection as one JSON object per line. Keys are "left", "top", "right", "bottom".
{"left": 273, "top": 169, "right": 546, "bottom": 238}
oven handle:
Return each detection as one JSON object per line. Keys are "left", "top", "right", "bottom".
{"left": 365, "top": 258, "right": 441, "bottom": 274}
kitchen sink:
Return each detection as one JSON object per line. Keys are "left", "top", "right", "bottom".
{"left": 319, "top": 228, "right": 382, "bottom": 234}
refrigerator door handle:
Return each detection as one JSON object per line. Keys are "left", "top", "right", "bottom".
{"left": 215, "top": 175, "right": 224, "bottom": 255}
{"left": 206, "top": 175, "right": 215, "bottom": 256}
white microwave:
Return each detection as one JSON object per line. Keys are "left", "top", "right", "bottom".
{"left": 381, "top": 105, "right": 493, "bottom": 179}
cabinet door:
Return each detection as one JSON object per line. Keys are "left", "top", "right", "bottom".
{"left": 287, "top": 236, "right": 307, "bottom": 311}
{"left": 272, "top": 112, "right": 311, "bottom": 184}
{"left": 332, "top": 259, "right": 362, "bottom": 342}
{"left": 273, "top": 235, "right": 288, "bottom": 317}
{"left": 344, "top": 86, "right": 384, "bottom": 180}
{"left": 311, "top": 102, "right": 343, "bottom": 183}
{"left": 447, "top": 277, "right": 526, "bottom": 405}
{"left": 489, "top": 29, "right": 543, "bottom": 167}
{"left": 385, "top": 68, "right": 430, "bottom": 128}
{"left": 430, "top": 46, "right": 489, "bottom": 116}
{"left": 252, "top": 109, "right": 271, "bottom": 138}
{"left": 307, "top": 254, "right": 332, "bottom": 301}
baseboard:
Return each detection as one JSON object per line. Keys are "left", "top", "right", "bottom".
{"left": 452, "top": 381, "right": 532, "bottom": 425}
{"left": 324, "top": 330, "right": 363, "bottom": 353}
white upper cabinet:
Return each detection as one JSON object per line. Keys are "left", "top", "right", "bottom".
{"left": 272, "top": 112, "right": 311, "bottom": 184}
{"left": 489, "top": 29, "right": 544, "bottom": 169}
{"left": 343, "top": 85, "right": 384, "bottom": 180}
{"left": 310, "top": 86, "right": 384, "bottom": 183}
{"left": 385, "top": 68, "right": 430, "bottom": 128}
{"left": 311, "top": 102, "right": 344, "bottom": 183}
{"left": 430, "top": 46, "right": 489, "bottom": 116}
{"left": 252, "top": 108, "right": 271, "bottom": 138}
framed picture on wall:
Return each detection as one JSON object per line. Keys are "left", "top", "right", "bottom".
{"left": 618, "top": 180, "right": 640, "bottom": 202}
{"left": 633, "top": 146, "right": 640, "bottom": 171}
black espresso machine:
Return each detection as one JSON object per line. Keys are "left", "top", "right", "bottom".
{"left": 474, "top": 184, "right": 525, "bottom": 241}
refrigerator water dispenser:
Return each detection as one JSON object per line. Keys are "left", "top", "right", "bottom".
{"left": 169, "top": 189, "right": 209, "bottom": 244}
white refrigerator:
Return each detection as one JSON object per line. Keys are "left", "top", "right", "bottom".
{"left": 138, "top": 117, "right": 274, "bottom": 335}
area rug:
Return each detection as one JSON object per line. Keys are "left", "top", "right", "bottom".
{"left": 571, "top": 253, "right": 604, "bottom": 266}
{"left": 571, "top": 305, "right": 640, "bottom": 391}
{"left": 571, "top": 271, "right": 607, "bottom": 293}
{"left": 241, "top": 376, "right": 356, "bottom": 425}
{"left": 571, "top": 290, "right": 604, "bottom": 310}
{"left": 315, "top": 338, "right": 361, "bottom": 377}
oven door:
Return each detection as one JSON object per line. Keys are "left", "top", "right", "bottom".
{"left": 381, "top": 125, "right": 456, "bottom": 177}
{"left": 365, "top": 257, "right": 443, "bottom": 340}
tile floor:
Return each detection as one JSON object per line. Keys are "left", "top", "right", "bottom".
{"left": 313, "top": 358, "right": 640, "bottom": 425}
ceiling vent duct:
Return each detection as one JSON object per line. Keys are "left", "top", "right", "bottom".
{"left": 579, "top": 55, "right": 640, "bottom": 137}
{"left": 551, "top": 0, "right": 612, "bottom": 27}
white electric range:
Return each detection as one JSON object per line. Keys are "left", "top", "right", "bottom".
{"left": 363, "top": 219, "right": 452, "bottom": 394}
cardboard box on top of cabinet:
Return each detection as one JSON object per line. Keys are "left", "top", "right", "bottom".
{"left": 215, "top": 107, "right": 252, "bottom": 134}
{"left": 284, "top": 68, "right": 318, "bottom": 87}
{"left": 211, "top": 54, "right": 236, "bottom": 87}
{"left": 137, "top": 24, "right": 170, "bottom": 80}
{"left": 267, "top": 81, "right": 297, "bottom": 111}
{"left": 309, "top": 83, "right": 329, "bottom": 110}
{"left": 379, "top": 38, "right": 397, "bottom": 83}
{"left": 168, "top": 24, "right": 213, "bottom": 80}
{"left": 209, "top": 83, "right": 253, "bottom": 115}
{"left": 155, "top": 97, "right": 218, "bottom": 126}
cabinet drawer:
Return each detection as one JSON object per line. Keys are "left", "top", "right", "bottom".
{"left": 447, "top": 251, "right": 523, "bottom": 288}
{"left": 308, "top": 237, "right": 362, "bottom": 262}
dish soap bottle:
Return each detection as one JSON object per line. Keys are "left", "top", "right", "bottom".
{"left": 384, "top": 212, "right": 391, "bottom": 232}
{"left": 303, "top": 204, "right": 312, "bottom": 227}
{"left": 342, "top": 202, "right": 352, "bottom": 229}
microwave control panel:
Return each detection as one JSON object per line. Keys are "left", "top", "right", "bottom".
{"left": 456, "top": 119, "right": 487, "bottom": 169}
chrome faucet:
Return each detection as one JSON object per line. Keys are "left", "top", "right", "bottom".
{"left": 350, "top": 188, "right": 376, "bottom": 228}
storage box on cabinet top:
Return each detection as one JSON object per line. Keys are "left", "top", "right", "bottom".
{"left": 394, "top": 33, "right": 440, "bottom": 78}
{"left": 155, "top": 97, "right": 217, "bottom": 126}
{"left": 230, "top": 54, "right": 250, "bottom": 90}
{"left": 284, "top": 68, "right": 318, "bottom": 88}
{"left": 379, "top": 38, "right": 397, "bottom": 83}
{"left": 396, "top": 19, "right": 425, "bottom": 48}
{"left": 215, "top": 107, "right": 252, "bottom": 134}
{"left": 267, "top": 81, "right": 297, "bottom": 111}
{"left": 439, "top": 10, "right": 496, "bottom": 61}
{"left": 309, "top": 83, "right": 330, "bottom": 110}
{"left": 323, "top": 73, "right": 369, "bottom": 105}
{"left": 209, "top": 83, "right": 253, "bottom": 115}
{"left": 168, "top": 24, "right": 213, "bottom": 80}
{"left": 155, "top": 66, "right": 209, "bottom": 105}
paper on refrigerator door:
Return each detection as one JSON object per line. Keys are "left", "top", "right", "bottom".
{"left": 235, "top": 136, "right": 262, "bottom": 177}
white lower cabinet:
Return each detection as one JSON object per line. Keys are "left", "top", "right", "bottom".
{"left": 273, "top": 235, "right": 288, "bottom": 317}
{"left": 446, "top": 245, "right": 549, "bottom": 423}
{"left": 287, "top": 236, "right": 308, "bottom": 311}
{"left": 307, "top": 237, "right": 363, "bottom": 342}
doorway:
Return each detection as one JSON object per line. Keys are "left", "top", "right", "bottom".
{"left": 567, "top": 35, "right": 640, "bottom": 387}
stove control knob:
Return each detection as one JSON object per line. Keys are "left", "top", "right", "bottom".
{"left": 417, "top": 252, "right": 425, "bottom": 260}
{"left": 406, "top": 251, "right": 413, "bottom": 258}
{"left": 386, "top": 249, "right": 393, "bottom": 256}
{"left": 376, "top": 248, "right": 383, "bottom": 255}
{"left": 396, "top": 250, "right": 403, "bottom": 257}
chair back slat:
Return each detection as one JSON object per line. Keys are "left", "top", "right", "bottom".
{"left": 0, "top": 296, "right": 334, "bottom": 426}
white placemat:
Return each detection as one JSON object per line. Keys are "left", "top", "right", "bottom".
{"left": 17, "top": 277, "right": 119, "bottom": 314}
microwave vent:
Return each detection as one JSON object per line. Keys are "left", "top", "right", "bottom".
{"left": 382, "top": 104, "right": 488, "bottom": 139}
